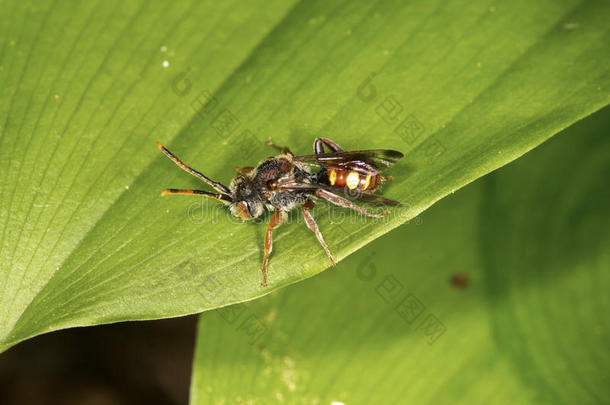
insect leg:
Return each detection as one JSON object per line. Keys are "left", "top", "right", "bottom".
{"left": 314, "top": 188, "right": 388, "bottom": 218}
{"left": 161, "top": 189, "right": 233, "bottom": 204}
{"left": 234, "top": 166, "right": 255, "bottom": 174}
{"left": 302, "top": 199, "right": 336, "bottom": 266}
{"left": 266, "top": 139, "right": 293, "bottom": 157}
{"left": 156, "top": 141, "right": 232, "bottom": 195}
{"left": 314, "top": 137, "right": 344, "bottom": 154}
{"left": 262, "top": 209, "right": 286, "bottom": 286}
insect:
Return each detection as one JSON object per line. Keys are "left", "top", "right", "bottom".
{"left": 156, "top": 138, "right": 403, "bottom": 286}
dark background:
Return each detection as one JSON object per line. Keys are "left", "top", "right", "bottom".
{"left": 0, "top": 316, "right": 198, "bottom": 405}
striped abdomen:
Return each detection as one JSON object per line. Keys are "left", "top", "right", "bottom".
{"left": 327, "top": 167, "right": 381, "bottom": 191}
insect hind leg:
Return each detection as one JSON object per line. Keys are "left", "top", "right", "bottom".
{"left": 302, "top": 199, "right": 336, "bottom": 266}
{"left": 314, "top": 137, "right": 344, "bottom": 154}
{"left": 314, "top": 188, "right": 387, "bottom": 218}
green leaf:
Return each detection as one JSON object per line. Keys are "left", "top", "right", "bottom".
{"left": 0, "top": 0, "right": 300, "bottom": 350}
{"left": 1, "top": 0, "right": 609, "bottom": 352}
{"left": 189, "top": 107, "right": 610, "bottom": 404}
{"left": 480, "top": 111, "right": 610, "bottom": 404}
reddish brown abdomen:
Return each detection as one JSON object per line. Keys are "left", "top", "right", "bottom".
{"left": 327, "top": 167, "right": 381, "bottom": 191}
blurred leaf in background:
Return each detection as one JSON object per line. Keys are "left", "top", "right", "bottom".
{"left": 190, "top": 106, "right": 610, "bottom": 404}
{"left": 1, "top": 0, "right": 609, "bottom": 355}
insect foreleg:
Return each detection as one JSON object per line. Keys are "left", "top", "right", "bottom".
{"left": 266, "top": 139, "right": 293, "bottom": 157}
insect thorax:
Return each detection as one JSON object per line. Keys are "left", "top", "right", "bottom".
{"left": 254, "top": 156, "right": 312, "bottom": 211}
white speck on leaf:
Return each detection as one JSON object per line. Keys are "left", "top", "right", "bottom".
{"left": 309, "top": 15, "right": 326, "bottom": 25}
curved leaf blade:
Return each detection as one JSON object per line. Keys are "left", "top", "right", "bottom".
{"left": 1, "top": 0, "right": 609, "bottom": 351}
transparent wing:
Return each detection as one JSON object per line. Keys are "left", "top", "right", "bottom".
{"left": 293, "top": 149, "right": 404, "bottom": 175}
{"left": 276, "top": 179, "right": 402, "bottom": 207}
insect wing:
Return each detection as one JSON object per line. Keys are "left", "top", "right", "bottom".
{"left": 345, "top": 189, "right": 402, "bottom": 207}
{"left": 275, "top": 179, "right": 402, "bottom": 207}
{"left": 293, "top": 149, "right": 403, "bottom": 175}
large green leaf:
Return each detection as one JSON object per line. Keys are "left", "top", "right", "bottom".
{"left": 189, "top": 106, "right": 610, "bottom": 404}
{"left": 0, "top": 0, "right": 300, "bottom": 351}
{"left": 1, "top": 0, "right": 609, "bottom": 352}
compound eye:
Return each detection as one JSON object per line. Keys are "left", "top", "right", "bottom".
{"left": 236, "top": 201, "right": 252, "bottom": 219}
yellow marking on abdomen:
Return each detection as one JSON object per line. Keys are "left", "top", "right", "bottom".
{"left": 329, "top": 169, "right": 337, "bottom": 186}
{"left": 362, "top": 174, "right": 371, "bottom": 190}
{"left": 346, "top": 171, "right": 360, "bottom": 190}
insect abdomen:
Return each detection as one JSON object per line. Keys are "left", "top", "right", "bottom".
{"left": 327, "top": 167, "right": 380, "bottom": 191}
